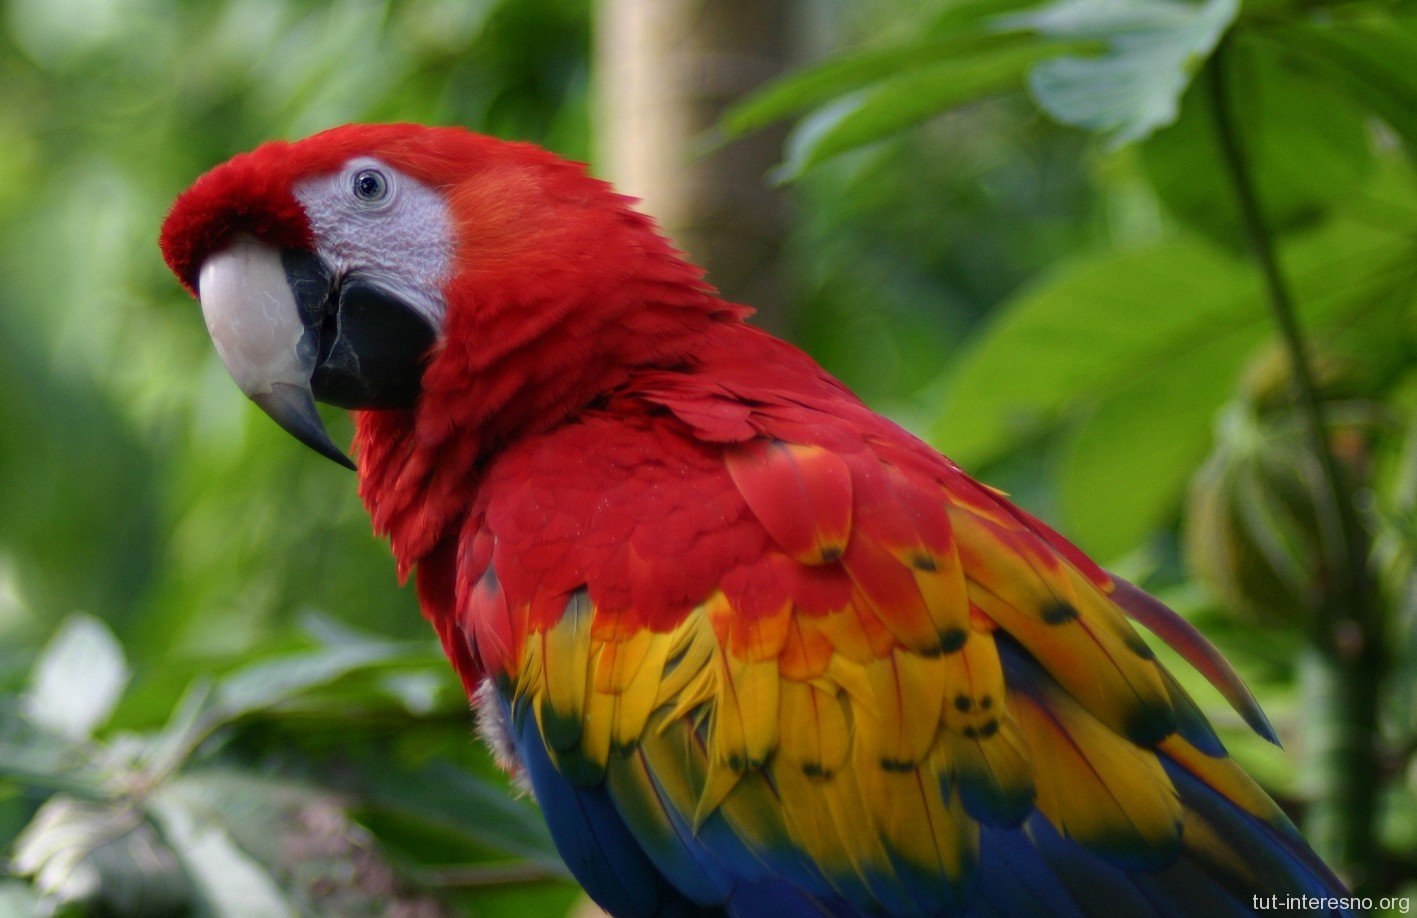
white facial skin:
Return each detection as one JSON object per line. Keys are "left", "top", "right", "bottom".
{"left": 293, "top": 156, "right": 454, "bottom": 331}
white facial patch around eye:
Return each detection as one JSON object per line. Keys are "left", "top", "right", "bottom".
{"left": 293, "top": 157, "right": 454, "bottom": 330}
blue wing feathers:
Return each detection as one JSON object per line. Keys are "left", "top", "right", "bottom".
{"left": 604, "top": 750, "right": 738, "bottom": 905}
{"left": 724, "top": 878, "right": 859, "bottom": 918}
{"left": 508, "top": 696, "right": 700, "bottom": 916}
{"left": 973, "top": 824, "right": 1089, "bottom": 918}
{"left": 1161, "top": 758, "right": 1352, "bottom": 912}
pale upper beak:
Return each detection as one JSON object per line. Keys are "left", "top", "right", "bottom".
{"left": 197, "top": 235, "right": 355, "bottom": 469}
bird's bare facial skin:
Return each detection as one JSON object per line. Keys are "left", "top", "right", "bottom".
{"left": 293, "top": 157, "right": 454, "bottom": 331}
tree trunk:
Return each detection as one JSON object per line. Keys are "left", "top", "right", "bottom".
{"left": 595, "top": 0, "right": 793, "bottom": 331}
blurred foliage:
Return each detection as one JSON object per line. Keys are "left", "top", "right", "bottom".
{"left": 0, "top": 0, "right": 1414, "bottom": 912}
{"left": 0, "top": 0, "right": 589, "bottom": 912}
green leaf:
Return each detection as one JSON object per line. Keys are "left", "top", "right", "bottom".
{"left": 378, "top": 671, "right": 447, "bottom": 716}
{"left": 0, "top": 880, "right": 43, "bottom": 916}
{"left": 154, "top": 769, "right": 449, "bottom": 915}
{"left": 12, "top": 795, "right": 188, "bottom": 916}
{"left": 1140, "top": 36, "right": 1374, "bottom": 249}
{"left": 210, "top": 641, "right": 416, "bottom": 723}
{"left": 726, "top": 32, "right": 1031, "bottom": 139}
{"left": 725, "top": 40, "right": 980, "bottom": 138}
{"left": 1010, "top": 0, "right": 1238, "bottom": 144}
{"left": 22, "top": 614, "right": 128, "bottom": 742}
{"left": 938, "top": 183, "right": 1417, "bottom": 557}
{"left": 148, "top": 783, "right": 297, "bottom": 917}
{"left": 935, "top": 172, "right": 1417, "bottom": 472}
{"left": 1268, "top": 17, "right": 1417, "bottom": 160}
{"left": 932, "top": 237, "right": 1258, "bottom": 467}
{"left": 0, "top": 705, "right": 106, "bottom": 795}
{"left": 722, "top": 0, "right": 1049, "bottom": 137}
{"left": 139, "top": 638, "right": 431, "bottom": 783}
{"left": 352, "top": 757, "right": 564, "bottom": 870}
{"left": 1059, "top": 325, "right": 1259, "bottom": 557}
{"left": 451, "top": 883, "right": 586, "bottom": 918}
{"left": 1057, "top": 47, "right": 1411, "bottom": 554}
{"left": 775, "top": 38, "right": 1057, "bottom": 179}
{"left": 137, "top": 678, "right": 216, "bottom": 784}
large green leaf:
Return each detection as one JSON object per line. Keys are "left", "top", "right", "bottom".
{"left": 0, "top": 881, "right": 42, "bottom": 916}
{"left": 1059, "top": 324, "right": 1260, "bottom": 557}
{"left": 11, "top": 795, "right": 187, "bottom": 916}
{"left": 722, "top": 0, "right": 1048, "bottom": 137}
{"left": 0, "top": 706, "right": 106, "bottom": 796}
{"left": 147, "top": 783, "right": 296, "bottom": 917}
{"left": 725, "top": 36, "right": 1013, "bottom": 138}
{"left": 775, "top": 39, "right": 1060, "bottom": 179}
{"left": 346, "top": 755, "right": 564, "bottom": 870}
{"left": 135, "top": 635, "right": 434, "bottom": 786}
{"left": 155, "top": 769, "right": 455, "bottom": 915}
{"left": 1059, "top": 150, "right": 1415, "bottom": 560}
{"left": 1267, "top": 16, "right": 1417, "bottom": 159}
{"left": 932, "top": 237, "right": 1258, "bottom": 467}
{"left": 1139, "top": 36, "right": 1374, "bottom": 250}
{"left": 208, "top": 638, "right": 421, "bottom": 724}
{"left": 1008, "top": 0, "right": 1238, "bottom": 144}
{"left": 21, "top": 614, "right": 128, "bottom": 742}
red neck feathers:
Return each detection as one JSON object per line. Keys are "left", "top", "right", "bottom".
{"left": 353, "top": 145, "right": 747, "bottom": 573}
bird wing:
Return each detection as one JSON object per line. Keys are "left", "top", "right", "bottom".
{"left": 455, "top": 373, "right": 1348, "bottom": 916}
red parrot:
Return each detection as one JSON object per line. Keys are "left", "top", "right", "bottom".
{"left": 161, "top": 123, "right": 1352, "bottom": 916}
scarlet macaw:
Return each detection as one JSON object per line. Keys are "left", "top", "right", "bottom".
{"left": 160, "top": 124, "right": 1352, "bottom": 916}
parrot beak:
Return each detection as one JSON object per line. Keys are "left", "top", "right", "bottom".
{"left": 198, "top": 236, "right": 354, "bottom": 469}
{"left": 196, "top": 236, "right": 436, "bottom": 471}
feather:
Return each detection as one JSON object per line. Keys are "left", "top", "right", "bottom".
{"left": 1110, "top": 577, "right": 1279, "bottom": 745}
{"left": 529, "top": 589, "right": 591, "bottom": 754}
{"left": 507, "top": 695, "right": 693, "bottom": 916}
{"left": 770, "top": 755, "right": 897, "bottom": 909}
{"left": 840, "top": 531, "right": 949, "bottom": 653}
{"left": 602, "top": 746, "right": 735, "bottom": 905}
{"left": 1007, "top": 663, "right": 1184, "bottom": 869}
{"left": 462, "top": 566, "right": 526, "bottom": 678}
{"left": 952, "top": 506, "right": 1176, "bottom": 745}
{"left": 939, "top": 711, "right": 1035, "bottom": 826}
{"left": 853, "top": 460, "right": 971, "bottom": 643}
{"left": 727, "top": 440, "right": 853, "bottom": 565}
{"left": 777, "top": 679, "right": 851, "bottom": 778}
{"left": 859, "top": 648, "right": 947, "bottom": 770}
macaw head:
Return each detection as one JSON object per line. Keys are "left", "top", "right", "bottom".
{"left": 161, "top": 123, "right": 728, "bottom": 469}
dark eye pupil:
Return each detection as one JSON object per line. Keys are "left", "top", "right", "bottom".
{"left": 354, "top": 170, "right": 386, "bottom": 200}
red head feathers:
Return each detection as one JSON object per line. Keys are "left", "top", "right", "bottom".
{"left": 162, "top": 123, "right": 745, "bottom": 559}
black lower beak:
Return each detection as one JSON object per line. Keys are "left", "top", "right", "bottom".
{"left": 253, "top": 383, "right": 356, "bottom": 470}
{"left": 311, "top": 276, "right": 438, "bottom": 411}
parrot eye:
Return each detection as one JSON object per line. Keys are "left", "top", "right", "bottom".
{"left": 352, "top": 169, "right": 389, "bottom": 203}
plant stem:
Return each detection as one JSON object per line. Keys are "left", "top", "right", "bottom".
{"left": 417, "top": 861, "right": 569, "bottom": 888}
{"left": 1206, "top": 38, "right": 1383, "bottom": 893}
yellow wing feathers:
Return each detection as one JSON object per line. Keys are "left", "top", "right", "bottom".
{"left": 504, "top": 464, "right": 1225, "bottom": 892}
